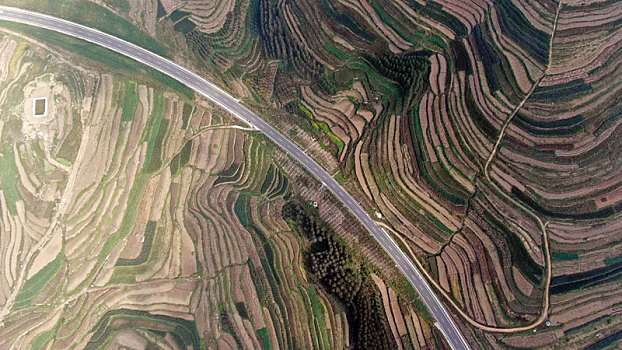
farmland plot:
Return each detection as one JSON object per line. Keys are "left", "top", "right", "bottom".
{"left": 3, "top": 0, "right": 622, "bottom": 347}
{"left": 131, "top": 0, "right": 622, "bottom": 347}
{"left": 0, "top": 27, "right": 443, "bottom": 349}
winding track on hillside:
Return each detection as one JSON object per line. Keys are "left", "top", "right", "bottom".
{"left": 0, "top": 6, "right": 471, "bottom": 349}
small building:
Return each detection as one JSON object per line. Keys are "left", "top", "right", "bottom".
{"left": 32, "top": 97, "right": 47, "bottom": 117}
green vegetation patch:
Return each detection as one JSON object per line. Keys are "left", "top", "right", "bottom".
{"left": 307, "top": 287, "right": 330, "bottom": 349}
{"left": 15, "top": 252, "right": 64, "bottom": 309}
{"left": 214, "top": 162, "right": 242, "bottom": 186}
{"left": 0, "top": 143, "right": 20, "bottom": 215}
{"left": 323, "top": 43, "right": 349, "bottom": 61}
{"left": 141, "top": 93, "right": 166, "bottom": 174}
{"left": 256, "top": 327, "right": 272, "bottom": 350}
{"left": 31, "top": 328, "right": 56, "bottom": 350}
{"left": 552, "top": 251, "right": 579, "bottom": 262}
{"left": 170, "top": 140, "right": 192, "bottom": 176}
{"left": 121, "top": 81, "right": 138, "bottom": 122}
{"left": 298, "top": 103, "right": 345, "bottom": 156}
{"left": 605, "top": 254, "right": 622, "bottom": 266}
{"left": 181, "top": 103, "right": 194, "bottom": 129}
{"left": 367, "top": 51, "right": 431, "bottom": 96}
{"left": 283, "top": 200, "right": 394, "bottom": 349}
{"left": 234, "top": 193, "right": 251, "bottom": 227}
{"left": 147, "top": 118, "right": 170, "bottom": 172}
{"left": 321, "top": 0, "right": 376, "bottom": 42}
{"left": 482, "top": 209, "right": 543, "bottom": 285}
{"left": 314, "top": 120, "right": 345, "bottom": 156}
{"left": 256, "top": 0, "right": 322, "bottom": 76}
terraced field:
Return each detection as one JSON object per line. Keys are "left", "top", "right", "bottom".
{"left": 114, "top": 0, "right": 621, "bottom": 348}
{"left": 0, "top": 27, "right": 447, "bottom": 349}
{"left": 2, "top": 0, "right": 621, "bottom": 348}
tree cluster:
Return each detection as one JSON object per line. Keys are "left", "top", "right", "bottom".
{"left": 368, "top": 52, "right": 430, "bottom": 94}
{"left": 256, "top": 0, "right": 322, "bottom": 78}
{"left": 283, "top": 201, "right": 394, "bottom": 349}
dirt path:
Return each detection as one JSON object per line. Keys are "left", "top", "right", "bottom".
{"left": 381, "top": 1, "right": 563, "bottom": 334}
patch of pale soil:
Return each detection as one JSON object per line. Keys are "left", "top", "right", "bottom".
{"left": 93, "top": 238, "right": 127, "bottom": 287}
{"left": 67, "top": 258, "right": 98, "bottom": 292}
{"left": 22, "top": 74, "right": 63, "bottom": 146}
{"left": 186, "top": 0, "right": 236, "bottom": 34}
{"left": 110, "top": 329, "right": 148, "bottom": 349}
{"left": 502, "top": 329, "right": 563, "bottom": 348}
{"left": 0, "top": 38, "right": 17, "bottom": 82}
{"left": 467, "top": 219, "right": 518, "bottom": 303}
{"left": 339, "top": 0, "right": 411, "bottom": 52}
{"left": 263, "top": 307, "right": 280, "bottom": 350}
{"left": 401, "top": 1, "right": 454, "bottom": 39}
{"left": 380, "top": 194, "right": 441, "bottom": 253}
{"left": 436, "top": 256, "right": 450, "bottom": 292}
{"left": 230, "top": 79, "right": 253, "bottom": 100}
{"left": 233, "top": 314, "right": 256, "bottom": 349}
{"left": 334, "top": 99, "right": 355, "bottom": 118}
{"left": 333, "top": 35, "right": 354, "bottom": 51}
{"left": 354, "top": 142, "right": 373, "bottom": 200}
{"left": 166, "top": 227, "right": 181, "bottom": 279}
{"left": 26, "top": 227, "right": 61, "bottom": 279}
{"left": 389, "top": 288, "right": 407, "bottom": 337}
{"left": 150, "top": 168, "right": 172, "bottom": 221}
{"left": 159, "top": 0, "right": 183, "bottom": 14}
{"left": 13, "top": 144, "right": 38, "bottom": 197}
{"left": 13, "top": 306, "right": 63, "bottom": 348}
{"left": 218, "top": 335, "right": 236, "bottom": 350}
{"left": 242, "top": 265, "right": 266, "bottom": 329}
{"left": 371, "top": 273, "right": 403, "bottom": 349}
{"left": 129, "top": 0, "right": 158, "bottom": 35}
{"left": 554, "top": 288, "right": 622, "bottom": 329}
{"left": 512, "top": 266, "right": 534, "bottom": 297}
{"left": 17, "top": 201, "right": 44, "bottom": 242}
{"left": 409, "top": 310, "right": 426, "bottom": 348}
{"left": 119, "top": 175, "right": 159, "bottom": 260}
{"left": 419, "top": 315, "right": 433, "bottom": 340}
{"left": 473, "top": 272, "right": 496, "bottom": 326}
{"left": 178, "top": 186, "right": 197, "bottom": 277}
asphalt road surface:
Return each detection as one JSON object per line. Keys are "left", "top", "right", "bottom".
{"left": 0, "top": 6, "right": 470, "bottom": 350}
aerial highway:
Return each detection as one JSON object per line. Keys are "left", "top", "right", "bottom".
{"left": 0, "top": 6, "right": 470, "bottom": 349}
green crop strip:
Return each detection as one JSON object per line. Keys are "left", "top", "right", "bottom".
{"left": 323, "top": 43, "right": 350, "bottom": 61}
{"left": 0, "top": 142, "right": 20, "bottom": 215}
{"left": 299, "top": 103, "right": 345, "bottom": 155}
{"left": 15, "top": 253, "right": 64, "bottom": 309}
{"left": 256, "top": 328, "right": 273, "bottom": 350}
{"left": 121, "top": 81, "right": 138, "bottom": 122}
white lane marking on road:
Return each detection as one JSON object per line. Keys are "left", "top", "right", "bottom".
{"left": 0, "top": 8, "right": 470, "bottom": 348}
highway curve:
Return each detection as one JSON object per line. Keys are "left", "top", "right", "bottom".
{"left": 0, "top": 6, "right": 470, "bottom": 350}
